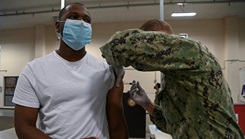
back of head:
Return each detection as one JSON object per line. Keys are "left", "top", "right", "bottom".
{"left": 139, "top": 19, "right": 173, "bottom": 34}
{"left": 156, "top": 83, "right": 161, "bottom": 88}
{"left": 154, "top": 83, "right": 161, "bottom": 90}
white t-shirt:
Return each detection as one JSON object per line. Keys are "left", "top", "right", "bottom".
{"left": 13, "top": 51, "right": 115, "bottom": 139}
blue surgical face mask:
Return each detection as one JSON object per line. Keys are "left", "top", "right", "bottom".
{"left": 60, "top": 19, "right": 92, "bottom": 50}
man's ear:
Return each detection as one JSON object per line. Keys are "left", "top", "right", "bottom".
{"left": 55, "top": 21, "right": 60, "bottom": 33}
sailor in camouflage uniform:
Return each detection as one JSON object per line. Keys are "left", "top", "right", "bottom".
{"left": 100, "top": 19, "right": 244, "bottom": 139}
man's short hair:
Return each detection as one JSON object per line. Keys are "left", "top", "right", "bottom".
{"left": 58, "top": 3, "right": 85, "bottom": 21}
{"left": 156, "top": 83, "right": 161, "bottom": 88}
{"left": 139, "top": 19, "right": 173, "bottom": 34}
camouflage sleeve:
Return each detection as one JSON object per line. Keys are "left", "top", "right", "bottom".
{"left": 150, "top": 94, "right": 168, "bottom": 133}
{"left": 150, "top": 108, "right": 168, "bottom": 133}
{"left": 100, "top": 29, "right": 204, "bottom": 73}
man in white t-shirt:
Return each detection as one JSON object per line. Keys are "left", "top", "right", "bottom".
{"left": 12, "top": 3, "right": 128, "bottom": 139}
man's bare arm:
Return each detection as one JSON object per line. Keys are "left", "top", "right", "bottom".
{"left": 106, "top": 81, "right": 128, "bottom": 139}
{"left": 14, "top": 105, "right": 51, "bottom": 139}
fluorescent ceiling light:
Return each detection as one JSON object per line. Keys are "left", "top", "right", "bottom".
{"left": 171, "top": 12, "right": 196, "bottom": 17}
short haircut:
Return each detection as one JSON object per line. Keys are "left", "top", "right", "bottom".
{"left": 58, "top": 3, "right": 85, "bottom": 21}
{"left": 156, "top": 83, "right": 161, "bottom": 88}
{"left": 139, "top": 19, "right": 173, "bottom": 34}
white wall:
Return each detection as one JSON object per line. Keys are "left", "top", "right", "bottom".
{"left": 0, "top": 18, "right": 244, "bottom": 108}
{"left": 0, "top": 28, "right": 35, "bottom": 108}
{"left": 238, "top": 19, "right": 245, "bottom": 103}
{"left": 238, "top": 19, "right": 245, "bottom": 68}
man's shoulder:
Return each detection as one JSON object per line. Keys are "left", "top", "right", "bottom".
{"left": 86, "top": 53, "right": 109, "bottom": 67}
{"left": 30, "top": 51, "right": 54, "bottom": 62}
{"left": 25, "top": 52, "right": 55, "bottom": 71}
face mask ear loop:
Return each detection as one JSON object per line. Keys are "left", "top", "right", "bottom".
{"left": 57, "top": 20, "right": 65, "bottom": 39}
{"left": 59, "top": 33, "right": 63, "bottom": 40}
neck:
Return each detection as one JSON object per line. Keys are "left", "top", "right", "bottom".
{"left": 56, "top": 41, "right": 87, "bottom": 62}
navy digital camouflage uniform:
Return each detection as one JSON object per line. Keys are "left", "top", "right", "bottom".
{"left": 100, "top": 29, "right": 244, "bottom": 139}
